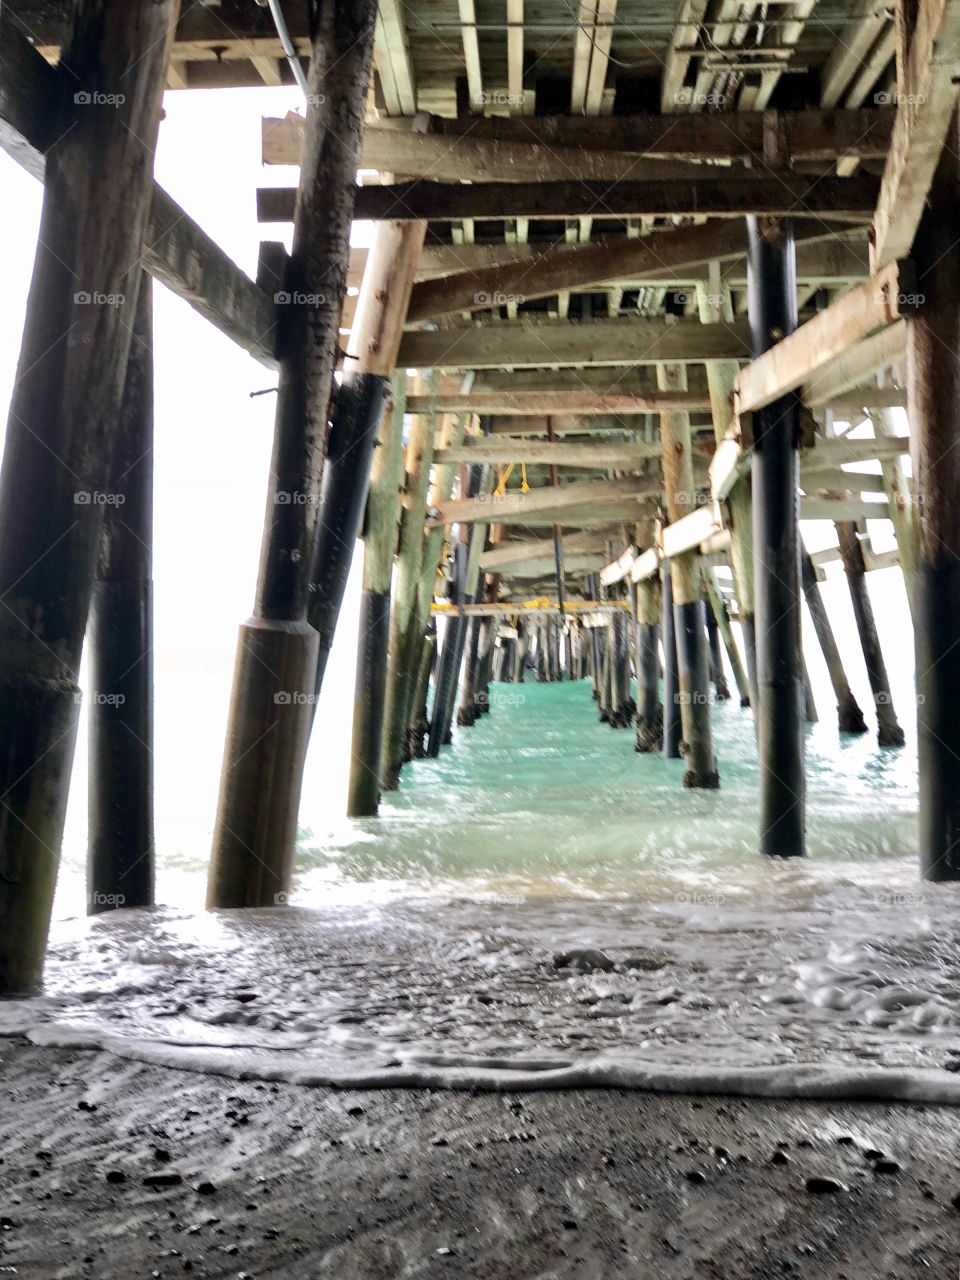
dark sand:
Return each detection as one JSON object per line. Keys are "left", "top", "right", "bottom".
{"left": 2, "top": 1039, "right": 960, "bottom": 1278}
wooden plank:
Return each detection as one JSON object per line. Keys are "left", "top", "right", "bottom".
{"left": 737, "top": 262, "right": 914, "bottom": 415}
{"left": 822, "top": 0, "right": 891, "bottom": 107}
{"left": 262, "top": 107, "right": 896, "bottom": 168}
{"left": 709, "top": 436, "right": 747, "bottom": 502}
{"left": 600, "top": 545, "right": 638, "bottom": 587}
{"left": 801, "top": 468, "right": 889, "bottom": 494}
{"left": 661, "top": 0, "right": 711, "bottom": 111}
{"left": 408, "top": 390, "right": 712, "bottom": 415}
{"left": 260, "top": 176, "right": 881, "bottom": 224}
{"left": 801, "top": 496, "right": 890, "bottom": 520}
{"left": 630, "top": 547, "right": 662, "bottom": 582}
{"left": 803, "top": 320, "right": 907, "bottom": 404}
{"left": 661, "top": 502, "right": 723, "bottom": 559}
{"left": 873, "top": 0, "right": 960, "bottom": 267}
{"left": 373, "top": 0, "right": 416, "bottom": 116}
{"left": 397, "top": 317, "right": 751, "bottom": 370}
{"left": 458, "top": 0, "right": 484, "bottom": 112}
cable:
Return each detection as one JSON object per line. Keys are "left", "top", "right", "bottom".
{"left": 257, "top": 0, "right": 310, "bottom": 95}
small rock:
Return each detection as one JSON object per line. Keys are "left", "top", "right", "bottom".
{"left": 105, "top": 1170, "right": 126, "bottom": 1185}
{"left": 871, "top": 1159, "right": 901, "bottom": 1175}
{"left": 562, "top": 1219, "right": 579, "bottom": 1230}
{"left": 143, "top": 1173, "right": 183, "bottom": 1189}
{"left": 805, "top": 1177, "right": 846, "bottom": 1195}
{"left": 154, "top": 1148, "right": 171, "bottom": 1164}
{"left": 346, "top": 1105, "right": 365, "bottom": 1117}
{"left": 770, "top": 1151, "right": 790, "bottom": 1166}
{"left": 552, "top": 949, "right": 615, "bottom": 974}
{"left": 834, "top": 1135, "right": 857, "bottom": 1146}
{"left": 862, "top": 1148, "right": 885, "bottom": 1161}
{"left": 684, "top": 1171, "right": 706, "bottom": 1185}
{"left": 436, "top": 1246, "right": 456, "bottom": 1256}
{"left": 195, "top": 1182, "right": 216, "bottom": 1196}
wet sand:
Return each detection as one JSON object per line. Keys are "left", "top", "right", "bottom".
{"left": 2, "top": 1039, "right": 960, "bottom": 1278}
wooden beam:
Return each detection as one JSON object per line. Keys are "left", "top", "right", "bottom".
{"left": 0, "top": 13, "right": 278, "bottom": 367}
{"left": 433, "top": 440, "right": 661, "bottom": 468}
{"left": 430, "top": 477, "right": 656, "bottom": 526}
{"left": 408, "top": 390, "right": 712, "bottom": 415}
{"left": 873, "top": 0, "right": 960, "bottom": 267}
{"left": 406, "top": 219, "right": 846, "bottom": 323}
{"left": 803, "top": 320, "right": 907, "bottom": 405}
{"left": 373, "top": 0, "right": 416, "bottom": 116}
{"left": 822, "top": 0, "right": 891, "bottom": 107}
{"left": 737, "top": 262, "right": 915, "bottom": 415}
{"left": 458, "top": 0, "right": 484, "bottom": 112}
{"left": 661, "top": 0, "right": 711, "bottom": 111}
{"left": 262, "top": 108, "right": 895, "bottom": 169}
{"left": 481, "top": 532, "right": 608, "bottom": 571}
{"left": 260, "top": 176, "right": 880, "bottom": 224}
{"left": 397, "top": 317, "right": 750, "bottom": 370}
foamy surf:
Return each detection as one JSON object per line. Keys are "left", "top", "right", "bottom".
{"left": 6, "top": 892, "right": 960, "bottom": 1104}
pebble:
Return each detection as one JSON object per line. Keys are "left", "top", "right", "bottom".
{"left": 104, "top": 1170, "right": 126, "bottom": 1185}
{"left": 871, "top": 1160, "right": 901, "bottom": 1175}
{"left": 770, "top": 1151, "right": 790, "bottom": 1166}
{"left": 805, "top": 1177, "right": 846, "bottom": 1195}
{"left": 143, "top": 1173, "right": 183, "bottom": 1189}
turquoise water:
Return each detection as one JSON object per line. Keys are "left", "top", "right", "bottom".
{"left": 294, "top": 677, "right": 921, "bottom": 907}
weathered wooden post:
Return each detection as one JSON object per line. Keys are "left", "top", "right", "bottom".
{"left": 799, "top": 547, "right": 867, "bottom": 733}
{"left": 835, "top": 521, "right": 905, "bottom": 747}
{"left": 88, "top": 275, "right": 155, "bottom": 914}
{"left": 697, "top": 273, "right": 757, "bottom": 703}
{"left": 0, "top": 2, "right": 176, "bottom": 992}
{"left": 427, "top": 541, "right": 469, "bottom": 755}
{"left": 344, "top": 222, "right": 428, "bottom": 817}
{"left": 347, "top": 372, "right": 409, "bottom": 818}
{"left": 704, "top": 598, "right": 731, "bottom": 702}
{"left": 313, "top": 219, "right": 426, "bottom": 704}
{"left": 635, "top": 568, "right": 664, "bottom": 751}
{"left": 746, "top": 216, "right": 806, "bottom": 857}
{"left": 408, "top": 624, "right": 437, "bottom": 759}
{"left": 802, "top": 660, "right": 818, "bottom": 724}
{"left": 908, "top": 136, "right": 960, "bottom": 879}
{"left": 701, "top": 565, "right": 750, "bottom": 707}
{"left": 658, "top": 362, "right": 719, "bottom": 787}
{"left": 661, "top": 565, "right": 682, "bottom": 760}
{"left": 209, "top": 0, "right": 377, "bottom": 908}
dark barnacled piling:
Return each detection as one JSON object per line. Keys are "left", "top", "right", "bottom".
{"left": 800, "top": 548, "right": 867, "bottom": 734}
{"left": 88, "top": 275, "right": 155, "bottom": 914}
{"left": 662, "top": 565, "right": 682, "bottom": 760}
{"left": 835, "top": 521, "right": 905, "bottom": 749}
{"left": 0, "top": 2, "right": 175, "bottom": 991}
{"left": 746, "top": 215, "right": 805, "bottom": 856}
{"left": 209, "top": 0, "right": 377, "bottom": 908}
{"left": 704, "top": 597, "right": 731, "bottom": 702}
{"left": 909, "top": 130, "right": 960, "bottom": 879}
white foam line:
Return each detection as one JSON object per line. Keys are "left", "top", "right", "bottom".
{"left": 25, "top": 1023, "right": 960, "bottom": 1105}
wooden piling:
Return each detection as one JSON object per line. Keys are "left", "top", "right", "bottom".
{"left": 427, "top": 541, "right": 469, "bottom": 755}
{"left": 408, "top": 625, "right": 437, "bottom": 759}
{"left": 314, "top": 219, "right": 426, "bottom": 705}
{"left": 704, "top": 597, "right": 732, "bottom": 702}
{"left": 380, "top": 382, "right": 441, "bottom": 788}
{"left": 697, "top": 273, "right": 756, "bottom": 704}
{"left": 799, "top": 547, "right": 868, "bottom": 734}
{"left": 835, "top": 521, "right": 905, "bottom": 748}
{"left": 88, "top": 275, "right": 155, "bottom": 915}
{"left": 658, "top": 362, "right": 719, "bottom": 788}
{"left": 346, "top": 372, "right": 409, "bottom": 818}
{"left": 746, "top": 216, "right": 806, "bottom": 857}
{"left": 662, "top": 565, "right": 682, "bottom": 760}
{"left": 908, "top": 134, "right": 960, "bottom": 878}
{"left": 0, "top": 1, "right": 175, "bottom": 991}
{"left": 701, "top": 566, "right": 751, "bottom": 708}
{"left": 209, "top": 0, "right": 377, "bottom": 909}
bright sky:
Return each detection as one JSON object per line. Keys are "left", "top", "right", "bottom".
{"left": 0, "top": 86, "right": 917, "bottom": 913}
